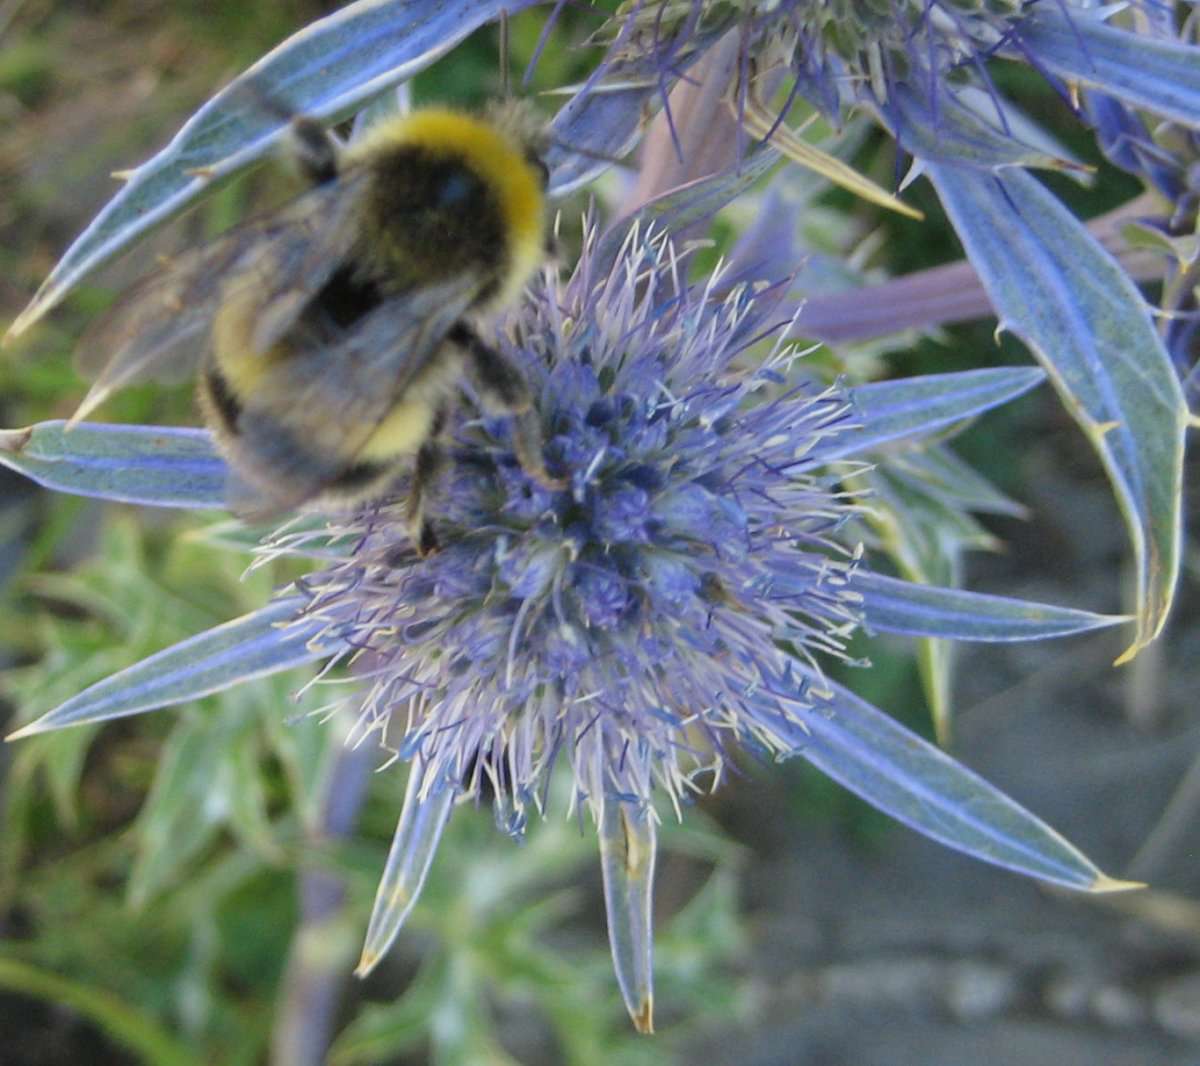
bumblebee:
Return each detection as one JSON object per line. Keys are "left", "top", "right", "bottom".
{"left": 73, "top": 102, "right": 560, "bottom": 553}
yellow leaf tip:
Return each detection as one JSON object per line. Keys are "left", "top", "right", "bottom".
{"left": 5, "top": 721, "right": 43, "bottom": 742}
{"left": 5, "top": 300, "right": 45, "bottom": 343}
{"left": 1113, "top": 642, "right": 1142, "bottom": 667}
{"left": 631, "top": 997, "right": 655, "bottom": 1034}
{"left": 0, "top": 426, "right": 34, "bottom": 454}
{"left": 1088, "top": 874, "right": 1146, "bottom": 895}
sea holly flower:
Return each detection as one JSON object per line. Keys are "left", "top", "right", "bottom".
{"left": 0, "top": 0, "right": 1177, "bottom": 1038}
{"left": 3, "top": 214, "right": 1140, "bottom": 1030}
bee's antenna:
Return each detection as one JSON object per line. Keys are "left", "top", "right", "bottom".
{"left": 500, "top": 9, "right": 511, "bottom": 101}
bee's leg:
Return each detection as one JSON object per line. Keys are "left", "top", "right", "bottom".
{"left": 509, "top": 408, "right": 566, "bottom": 491}
{"left": 451, "top": 323, "right": 565, "bottom": 490}
{"left": 408, "top": 405, "right": 449, "bottom": 557}
{"left": 289, "top": 117, "right": 341, "bottom": 185}
{"left": 234, "top": 80, "right": 341, "bottom": 186}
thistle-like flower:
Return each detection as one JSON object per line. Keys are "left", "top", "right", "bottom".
{"left": 3, "top": 212, "right": 1137, "bottom": 1031}
{"left": 289, "top": 227, "right": 864, "bottom": 1029}
{"left": 2, "top": 2, "right": 1161, "bottom": 1032}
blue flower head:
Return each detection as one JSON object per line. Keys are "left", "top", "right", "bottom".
{"left": 310, "top": 228, "right": 858, "bottom": 818}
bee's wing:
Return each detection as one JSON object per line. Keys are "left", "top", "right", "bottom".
{"left": 227, "top": 275, "right": 482, "bottom": 519}
{"left": 72, "top": 173, "right": 369, "bottom": 422}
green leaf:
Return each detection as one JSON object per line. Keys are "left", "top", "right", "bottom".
{"left": 128, "top": 711, "right": 237, "bottom": 908}
{"left": 0, "top": 957, "right": 203, "bottom": 1066}
{"left": 930, "top": 164, "right": 1187, "bottom": 660}
{"left": 329, "top": 960, "right": 448, "bottom": 1065}
{"left": 885, "top": 444, "right": 1026, "bottom": 519}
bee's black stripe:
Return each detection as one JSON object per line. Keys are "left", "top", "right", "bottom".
{"left": 327, "top": 459, "right": 395, "bottom": 493}
{"left": 315, "top": 265, "right": 384, "bottom": 330}
{"left": 449, "top": 322, "right": 528, "bottom": 411}
{"left": 202, "top": 365, "right": 243, "bottom": 435}
{"left": 243, "top": 413, "right": 395, "bottom": 495}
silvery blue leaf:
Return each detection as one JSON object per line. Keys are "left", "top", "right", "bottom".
{"left": 851, "top": 569, "right": 1126, "bottom": 642}
{"left": 755, "top": 672, "right": 1138, "bottom": 893}
{"left": 823, "top": 367, "right": 1046, "bottom": 462}
{"left": 598, "top": 797, "right": 657, "bottom": 1033}
{"left": 0, "top": 421, "right": 226, "bottom": 508}
{"left": 355, "top": 766, "right": 456, "bottom": 977}
{"left": 929, "top": 163, "right": 1187, "bottom": 661}
{"left": 1016, "top": 7, "right": 1200, "bottom": 128}
{"left": 7, "top": 597, "right": 335, "bottom": 738}
{"left": 885, "top": 79, "right": 1086, "bottom": 173}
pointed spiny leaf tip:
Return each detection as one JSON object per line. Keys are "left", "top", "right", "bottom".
{"left": 0, "top": 427, "right": 33, "bottom": 454}
{"left": 5, "top": 720, "right": 46, "bottom": 743}
{"left": 353, "top": 952, "right": 381, "bottom": 979}
{"left": 632, "top": 997, "right": 655, "bottom": 1035}
{"left": 1088, "top": 874, "right": 1146, "bottom": 895}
